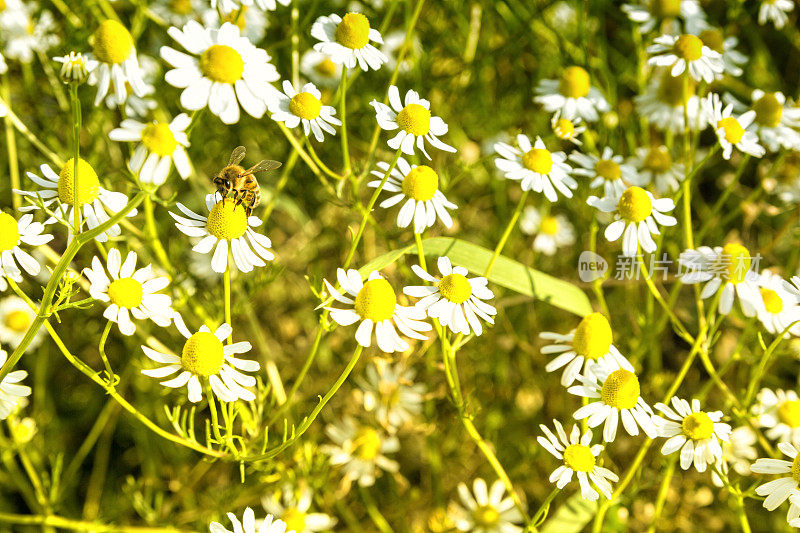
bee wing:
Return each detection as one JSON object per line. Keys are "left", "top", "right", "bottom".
{"left": 246, "top": 160, "right": 282, "bottom": 174}
{"left": 228, "top": 146, "right": 246, "bottom": 166}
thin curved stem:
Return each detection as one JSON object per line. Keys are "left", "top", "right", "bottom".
{"left": 70, "top": 83, "right": 82, "bottom": 233}
{"left": 340, "top": 68, "right": 351, "bottom": 175}
{"left": 484, "top": 190, "right": 529, "bottom": 277}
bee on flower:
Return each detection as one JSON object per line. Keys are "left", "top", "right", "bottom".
{"left": 570, "top": 147, "right": 642, "bottom": 198}
{"left": 519, "top": 207, "right": 575, "bottom": 256}
{"left": 0, "top": 211, "right": 53, "bottom": 285}
{"left": 702, "top": 93, "right": 765, "bottom": 159}
{"left": 447, "top": 478, "right": 524, "bottom": 532}
{"left": 755, "top": 270, "right": 800, "bottom": 336}
{"left": 321, "top": 417, "right": 399, "bottom": 489}
{"left": 627, "top": 145, "right": 685, "bottom": 194}
{"left": 754, "top": 389, "right": 800, "bottom": 446}
{"left": 635, "top": 71, "right": 704, "bottom": 132}
{"left": 311, "top": 12, "right": 387, "bottom": 71}
{"left": 261, "top": 485, "right": 337, "bottom": 533}
{"left": 621, "top": 0, "right": 708, "bottom": 34}
{"left": 758, "top": 0, "right": 794, "bottom": 29}
{"left": 493, "top": 134, "right": 576, "bottom": 201}
{"left": 0, "top": 296, "right": 42, "bottom": 349}
{"left": 654, "top": 397, "right": 731, "bottom": 472}
{"left": 535, "top": 66, "right": 609, "bottom": 122}
{"left": 0, "top": 349, "right": 31, "bottom": 420}
{"left": 209, "top": 508, "right": 290, "bottom": 533}
{"left": 109, "top": 114, "right": 192, "bottom": 185}
{"left": 647, "top": 33, "right": 724, "bottom": 83}
{"left": 267, "top": 81, "right": 342, "bottom": 142}
{"left": 88, "top": 20, "right": 146, "bottom": 106}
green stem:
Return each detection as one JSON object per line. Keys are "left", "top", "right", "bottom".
{"left": 2, "top": 76, "right": 20, "bottom": 211}
{"left": 266, "top": 325, "right": 324, "bottom": 426}
{"left": 414, "top": 232, "right": 427, "bottom": 271}
{"left": 305, "top": 137, "right": 344, "bottom": 181}
{"left": 340, "top": 68, "right": 351, "bottom": 175}
{"left": 529, "top": 488, "right": 558, "bottom": 528}
{"left": 484, "top": 190, "right": 529, "bottom": 277}
{"left": 646, "top": 457, "right": 676, "bottom": 533}
{"left": 359, "top": 485, "right": 393, "bottom": 533}
{"left": 0, "top": 512, "right": 195, "bottom": 532}
{"left": 143, "top": 195, "right": 173, "bottom": 273}
{"left": 70, "top": 83, "right": 82, "bottom": 233}
{"left": 98, "top": 321, "right": 115, "bottom": 384}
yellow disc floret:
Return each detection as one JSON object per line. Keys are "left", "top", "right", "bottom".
{"left": 473, "top": 506, "right": 500, "bottom": 528}
{"left": 717, "top": 117, "right": 745, "bottom": 144}
{"left": 107, "top": 277, "right": 144, "bottom": 309}
{"left": 753, "top": 93, "right": 783, "bottom": 128}
{"left": 699, "top": 29, "right": 724, "bottom": 54}
{"left": 58, "top": 158, "right": 100, "bottom": 207}
{"left": 168, "top": 0, "right": 194, "bottom": 15}
{"left": 540, "top": 216, "right": 559, "bottom": 236}
{"left": 282, "top": 508, "right": 307, "bottom": 533}
{"left": 335, "top": 13, "right": 371, "bottom": 49}
{"left": 657, "top": 73, "right": 695, "bottom": 107}
{"left": 554, "top": 118, "right": 576, "bottom": 139}
{"left": 181, "top": 331, "right": 225, "bottom": 376}
{"left": 4, "top": 310, "right": 31, "bottom": 332}
{"left": 199, "top": 44, "right": 244, "bottom": 84}
{"left": 761, "top": 288, "right": 784, "bottom": 314}
{"left": 93, "top": 20, "right": 135, "bottom": 64}
{"left": 617, "top": 186, "right": 653, "bottom": 223}
{"left": 791, "top": 454, "right": 800, "bottom": 483}
{"left": 572, "top": 312, "right": 613, "bottom": 360}
{"left": 654, "top": 0, "right": 682, "bottom": 17}
{"left": 563, "top": 443, "right": 596, "bottom": 472}
{"left": 719, "top": 243, "right": 751, "bottom": 285}
{"left": 559, "top": 66, "right": 591, "bottom": 99}
{"left": 396, "top": 103, "right": 431, "bottom": 136}
{"left": 354, "top": 278, "right": 396, "bottom": 321}
{"left": 289, "top": 92, "right": 322, "bottom": 120}
{"left": 682, "top": 411, "right": 715, "bottom": 440}
{"left": 353, "top": 427, "right": 382, "bottom": 460}
{"left": 401, "top": 165, "right": 439, "bottom": 201}
{"left": 673, "top": 34, "right": 704, "bottom": 61}
{"left": 314, "top": 58, "right": 338, "bottom": 77}
{"left": 438, "top": 273, "right": 472, "bottom": 304}
{"left": 595, "top": 159, "right": 621, "bottom": 181}
{"left": 141, "top": 123, "right": 178, "bottom": 156}
{"left": 644, "top": 146, "right": 673, "bottom": 173}
{"left": 0, "top": 212, "right": 20, "bottom": 251}
{"left": 522, "top": 148, "right": 553, "bottom": 174}
{"left": 601, "top": 369, "right": 640, "bottom": 409}
{"left": 206, "top": 201, "right": 248, "bottom": 240}
{"left": 779, "top": 400, "right": 800, "bottom": 428}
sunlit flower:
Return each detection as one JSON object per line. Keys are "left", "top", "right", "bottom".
{"left": 380, "top": 30, "right": 422, "bottom": 73}
{"left": 551, "top": 110, "right": 585, "bottom": 146}
{"left": 261, "top": 485, "right": 337, "bottom": 533}
{"left": 356, "top": 360, "right": 425, "bottom": 432}
{"left": 635, "top": 71, "right": 703, "bottom": 132}
{"left": 493, "top": 135, "right": 576, "bottom": 201}
{"left": 628, "top": 145, "right": 685, "bottom": 193}
{"left": 0, "top": 211, "right": 52, "bottom": 283}
{"left": 697, "top": 28, "right": 747, "bottom": 78}
{"left": 750, "top": 442, "right": 800, "bottom": 511}
{"left": 88, "top": 20, "right": 146, "bottom": 106}
{"left": 755, "top": 270, "right": 800, "bottom": 336}
{"left": 647, "top": 33, "right": 723, "bottom": 82}
{"left": 654, "top": 397, "right": 731, "bottom": 472}
{"left": 702, "top": 93, "right": 765, "bottom": 159}
{"left": 758, "top": 0, "right": 794, "bottom": 29}
{"left": 151, "top": 0, "right": 206, "bottom": 26}
{"left": 311, "top": 12, "right": 387, "bottom": 71}
{"left": 267, "top": 80, "right": 341, "bottom": 142}
{"left": 0, "top": 349, "right": 30, "bottom": 420}
{"left": 622, "top": 0, "right": 707, "bottom": 34}
{"left": 748, "top": 90, "right": 800, "bottom": 152}
{"left": 300, "top": 49, "right": 342, "bottom": 88}
{"left": 211, "top": 0, "right": 291, "bottom": 14}
{"left": 109, "top": 114, "right": 192, "bottom": 185}
{"left": 2, "top": 10, "right": 59, "bottom": 64}
{"left": 448, "top": 478, "right": 524, "bottom": 532}
{"left": 754, "top": 389, "right": 800, "bottom": 446}
{"left": 570, "top": 147, "right": 642, "bottom": 198}
{"left": 0, "top": 296, "right": 42, "bottom": 349}
{"left": 534, "top": 66, "right": 609, "bottom": 122}
{"left": 712, "top": 426, "right": 757, "bottom": 486}
{"left": 209, "top": 508, "right": 289, "bottom": 533}
{"left": 53, "top": 52, "right": 97, "bottom": 84}
{"left": 519, "top": 207, "right": 575, "bottom": 256}
{"left": 321, "top": 417, "right": 399, "bottom": 488}
{"left": 202, "top": 5, "right": 269, "bottom": 44}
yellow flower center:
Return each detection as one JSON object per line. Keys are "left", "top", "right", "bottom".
{"left": 282, "top": 508, "right": 306, "bottom": 533}
{"left": 559, "top": 66, "right": 591, "bottom": 99}
{"left": 554, "top": 117, "right": 576, "bottom": 139}
{"left": 657, "top": 73, "right": 695, "bottom": 107}
{"left": 289, "top": 92, "right": 322, "bottom": 120}
{"left": 0, "top": 212, "right": 20, "bottom": 252}
{"left": 653, "top": 0, "right": 682, "bottom": 17}
{"left": 779, "top": 400, "right": 800, "bottom": 428}
{"left": 572, "top": 313, "right": 613, "bottom": 360}
{"left": 58, "top": 158, "right": 100, "bottom": 207}
{"left": 107, "top": 277, "right": 144, "bottom": 309}
{"left": 141, "top": 123, "right": 178, "bottom": 156}
{"left": 792, "top": 454, "right": 800, "bottom": 483}
{"left": 438, "top": 273, "right": 472, "bottom": 304}
{"left": 682, "top": 411, "right": 715, "bottom": 440}
{"left": 617, "top": 186, "right": 653, "bottom": 223}
{"left": 401, "top": 165, "right": 439, "bottom": 201}
{"left": 717, "top": 117, "right": 745, "bottom": 144}
{"left": 473, "top": 505, "right": 500, "bottom": 528}
{"left": 396, "top": 103, "right": 431, "bottom": 136}
{"left": 644, "top": 146, "right": 673, "bottom": 172}
{"left": 601, "top": 369, "right": 640, "bottom": 409}
{"left": 699, "top": 29, "right": 724, "bottom": 53}
{"left": 540, "top": 216, "right": 559, "bottom": 235}
{"left": 718, "top": 243, "right": 751, "bottom": 285}
{"left": 595, "top": 159, "right": 621, "bottom": 181}
{"left": 314, "top": 58, "right": 338, "bottom": 77}
{"left": 354, "top": 278, "right": 396, "bottom": 321}
{"left": 169, "top": 0, "right": 194, "bottom": 15}
{"left": 563, "top": 443, "right": 596, "bottom": 472}
{"left": 753, "top": 93, "right": 783, "bottom": 128}
{"left": 353, "top": 427, "right": 382, "bottom": 460}
{"left": 199, "top": 44, "right": 244, "bottom": 84}
{"left": 93, "top": 20, "right": 135, "bottom": 64}
{"left": 181, "top": 331, "right": 225, "bottom": 376}
{"left": 206, "top": 201, "right": 248, "bottom": 240}
{"left": 4, "top": 310, "right": 31, "bottom": 332}
{"left": 522, "top": 148, "right": 553, "bottom": 174}
{"left": 0, "top": 0, "right": 6, "bottom": 10}
{"left": 761, "top": 288, "right": 784, "bottom": 314}
{"left": 335, "top": 13, "right": 371, "bottom": 49}
{"left": 222, "top": 6, "right": 248, "bottom": 30}
{"left": 673, "top": 34, "right": 704, "bottom": 61}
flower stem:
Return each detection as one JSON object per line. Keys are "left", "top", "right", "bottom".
{"left": 98, "top": 321, "right": 115, "bottom": 385}
{"left": 414, "top": 232, "right": 427, "bottom": 271}
{"left": 529, "top": 487, "right": 558, "bottom": 528}
{"left": 359, "top": 485, "right": 393, "bottom": 533}
{"left": 143, "top": 195, "right": 173, "bottom": 274}
{"left": 2, "top": 76, "right": 20, "bottom": 211}
{"left": 70, "top": 83, "right": 82, "bottom": 234}
{"left": 340, "top": 68, "right": 351, "bottom": 176}
{"left": 484, "top": 190, "right": 529, "bottom": 277}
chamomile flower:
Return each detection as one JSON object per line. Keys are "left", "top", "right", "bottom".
{"left": 493, "top": 135, "right": 576, "bottom": 201}
{"left": 151, "top": 0, "right": 206, "bottom": 26}
{"left": 750, "top": 442, "right": 800, "bottom": 511}
{"left": 534, "top": 66, "right": 610, "bottom": 122}
{"left": 103, "top": 54, "right": 158, "bottom": 117}
{"left": 448, "top": 478, "right": 524, "bottom": 532}
{"left": 404, "top": 256, "right": 496, "bottom": 336}
{"left": 141, "top": 315, "right": 258, "bottom": 403}
{"left": 261, "top": 485, "right": 337, "bottom": 533}
{"left": 647, "top": 33, "right": 723, "bottom": 83}
{"left": 2, "top": 10, "right": 59, "bottom": 64}
{"left": 88, "top": 20, "right": 146, "bottom": 106}
{"left": 754, "top": 389, "right": 800, "bottom": 446}
{"left": 622, "top": 0, "right": 707, "bottom": 34}
{"left": 755, "top": 270, "right": 800, "bottom": 336}
{"left": 678, "top": 244, "right": 761, "bottom": 316}
{"left": 53, "top": 52, "right": 97, "bottom": 84}
{"left": 380, "top": 30, "right": 422, "bottom": 73}
{"left": 267, "top": 81, "right": 341, "bottom": 142}
{"left": 697, "top": 28, "right": 747, "bottom": 78}
{"left": 702, "top": 92, "right": 765, "bottom": 159}
{"left": 311, "top": 12, "right": 387, "bottom": 71}
{"left": 367, "top": 157, "right": 457, "bottom": 234}
{"left": 570, "top": 147, "right": 642, "bottom": 198}
{"left": 539, "top": 312, "right": 633, "bottom": 387}
{"left": 758, "top": 0, "right": 794, "bottom": 29}
{"left": 201, "top": 6, "right": 269, "bottom": 44}
{"left": 654, "top": 397, "right": 731, "bottom": 472}
{"left": 0, "top": 296, "right": 42, "bottom": 349}
{"left": 519, "top": 207, "right": 575, "bottom": 256}
{"left": 569, "top": 359, "right": 659, "bottom": 442}
{"left": 321, "top": 417, "right": 399, "bottom": 488}
{"left": 209, "top": 508, "right": 289, "bottom": 533}
{"left": 170, "top": 193, "right": 274, "bottom": 274}
{"left": 0, "top": 349, "right": 30, "bottom": 420}
{"left": 0, "top": 211, "right": 52, "bottom": 283}
{"left": 300, "top": 49, "right": 342, "bottom": 88}
{"left": 712, "top": 426, "right": 757, "bottom": 486}
{"left": 538, "top": 420, "right": 618, "bottom": 501}
{"left": 109, "top": 114, "right": 191, "bottom": 185}
{"left": 161, "top": 21, "right": 279, "bottom": 124}
{"left": 749, "top": 90, "right": 800, "bottom": 152}
{"left": 628, "top": 145, "right": 685, "bottom": 193}
{"left": 323, "top": 269, "right": 430, "bottom": 353}
{"left": 370, "top": 86, "right": 456, "bottom": 159}
{"left": 211, "top": 0, "right": 290, "bottom": 14}
{"left": 635, "top": 71, "right": 703, "bottom": 132}
{"left": 18, "top": 159, "right": 137, "bottom": 242}
{"left": 551, "top": 110, "right": 585, "bottom": 146}
{"left": 588, "top": 186, "right": 677, "bottom": 257}
{"left": 356, "top": 360, "right": 425, "bottom": 431}
{"left": 83, "top": 249, "right": 174, "bottom": 336}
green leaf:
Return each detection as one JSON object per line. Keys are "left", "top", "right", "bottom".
{"left": 540, "top": 493, "right": 598, "bottom": 533}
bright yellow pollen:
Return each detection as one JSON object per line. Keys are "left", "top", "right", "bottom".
{"left": 401, "top": 165, "right": 439, "bottom": 201}
{"left": 58, "top": 158, "right": 100, "bottom": 207}
{"left": 617, "top": 186, "right": 653, "bottom": 223}
{"left": 289, "top": 92, "right": 322, "bottom": 120}
{"left": 601, "top": 369, "right": 640, "bottom": 409}
{"left": 559, "top": 66, "right": 591, "bottom": 99}
{"left": 282, "top": 508, "right": 306, "bottom": 533}
{"left": 644, "top": 146, "right": 673, "bottom": 172}
{"left": 353, "top": 427, "right": 382, "bottom": 460}
{"left": 396, "top": 103, "right": 431, "bottom": 136}
{"left": 761, "top": 288, "right": 784, "bottom": 314}
{"left": 169, "top": 0, "right": 194, "bottom": 15}
{"left": 438, "top": 274, "right": 472, "bottom": 304}
{"left": 682, "top": 411, "right": 714, "bottom": 440}
{"left": 540, "top": 216, "right": 559, "bottom": 235}
{"left": 141, "top": 123, "right": 178, "bottom": 156}
{"left": 699, "top": 29, "right": 724, "bottom": 53}
{"left": 658, "top": 73, "right": 695, "bottom": 107}
{"left": 753, "top": 93, "right": 783, "bottom": 128}
{"left": 717, "top": 117, "right": 745, "bottom": 144}
{"left": 654, "top": 0, "right": 682, "bottom": 17}
{"left": 335, "top": 13, "right": 371, "bottom": 49}
{"left": 595, "top": 159, "right": 621, "bottom": 181}
{"left": 0, "top": 212, "right": 20, "bottom": 252}
{"left": 181, "top": 331, "right": 225, "bottom": 376}
{"left": 719, "top": 243, "right": 751, "bottom": 285}
{"left": 779, "top": 400, "right": 800, "bottom": 428}
{"left": 107, "top": 277, "right": 144, "bottom": 309}
{"left": 354, "top": 278, "right": 396, "bottom": 321}
{"left": 206, "top": 201, "right": 248, "bottom": 240}
{"left": 93, "top": 20, "right": 135, "bottom": 64}
{"left": 791, "top": 454, "right": 800, "bottom": 483}
{"left": 563, "top": 444, "right": 596, "bottom": 472}
{"left": 473, "top": 506, "right": 500, "bottom": 528}
{"left": 554, "top": 118, "right": 576, "bottom": 139}
{"left": 674, "top": 34, "right": 704, "bottom": 61}
{"left": 522, "top": 148, "right": 553, "bottom": 174}
{"left": 199, "top": 45, "right": 244, "bottom": 84}
{"left": 5, "top": 310, "right": 31, "bottom": 332}
{"left": 0, "top": 0, "right": 6, "bottom": 10}
{"left": 572, "top": 312, "right": 613, "bottom": 360}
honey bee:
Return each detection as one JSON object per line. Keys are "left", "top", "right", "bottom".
{"left": 213, "top": 146, "right": 282, "bottom": 216}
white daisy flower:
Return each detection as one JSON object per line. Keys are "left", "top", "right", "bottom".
{"left": 712, "top": 426, "right": 757, "bottom": 486}
{"left": 18, "top": 159, "right": 138, "bottom": 242}
{"left": 568, "top": 359, "right": 659, "bottom": 442}
{"left": 534, "top": 66, "right": 610, "bottom": 122}
{"left": 404, "top": 256, "right": 496, "bottom": 337}
{"left": 170, "top": 193, "right": 274, "bottom": 274}
{"left": 267, "top": 80, "right": 341, "bottom": 142}
{"left": 654, "top": 397, "right": 731, "bottom": 472}
{"left": 209, "top": 508, "right": 289, "bottom": 533}
{"left": 551, "top": 110, "right": 585, "bottom": 146}
{"left": 261, "top": 485, "right": 337, "bottom": 533}
{"left": 53, "top": 52, "right": 98, "bottom": 84}
{"left": 493, "top": 134, "right": 577, "bottom": 201}
{"left": 702, "top": 92, "right": 765, "bottom": 159}
{"left": 697, "top": 28, "right": 747, "bottom": 78}
{"left": 323, "top": 269, "right": 431, "bottom": 353}
{"left": 321, "top": 417, "right": 399, "bottom": 488}
{"left": 356, "top": 360, "right": 425, "bottom": 432}
{"left": 2, "top": 10, "right": 59, "bottom": 64}
{"left": 380, "top": 30, "right": 422, "bottom": 73}
{"left": 628, "top": 145, "right": 685, "bottom": 194}
{"left": 141, "top": 315, "right": 259, "bottom": 403}
{"left": 0, "top": 349, "right": 30, "bottom": 420}
{"left": 538, "top": 420, "right": 619, "bottom": 501}
{"left": 570, "top": 147, "right": 643, "bottom": 198}
{"left": 621, "top": 0, "right": 707, "bottom": 34}
{"left": 647, "top": 33, "right": 723, "bottom": 83}
{"left": 161, "top": 21, "right": 279, "bottom": 124}
{"left": 448, "top": 478, "right": 524, "bottom": 532}
{"left": 0, "top": 211, "right": 53, "bottom": 283}
{"left": 211, "top": 0, "right": 290, "bottom": 14}
{"left": 749, "top": 90, "right": 800, "bottom": 152}
{"left": 635, "top": 71, "right": 704, "bottom": 132}
{"left": 83, "top": 249, "right": 175, "bottom": 336}
{"left": 0, "top": 0, "right": 28, "bottom": 31}
{"left": 201, "top": 5, "right": 269, "bottom": 44}
{"left": 755, "top": 270, "right": 800, "bottom": 336}
{"left": 539, "top": 312, "right": 633, "bottom": 387}
{"left": 367, "top": 157, "right": 457, "bottom": 234}
{"left": 588, "top": 186, "right": 677, "bottom": 257}
{"left": 151, "top": 0, "right": 206, "bottom": 26}
{"left": 300, "top": 49, "right": 342, "bottom": 88}
{"left": 758, "top": 0, "right": 794, "bottom": 29}
{"left": 370, "top": 86, "right": 456, "bottom": 159}
{"left": 678, "top": 244, "right": 762, "bottom": 316}
{"left": 754, "top": 389, "right": 800, "bottom": 446}
{"left": 519, "top": 207, "right": 575, "bottom": 256}
{"left": 311, "top": 12, "right": 387, "bottom": 71}
{"left": 103, "top": 54, "right": 159, "bottom": 117}
{"left": 750, "top": 442, "right": 800, "bottom": 511}
{"left": 109, "top": 114, "right": 192, "bottom": 185}
{"left": 87, "top": 20, "right": 146, "bottom": 106}
{"left": 0, "top": 296, "right": 43, "bottom": 349}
